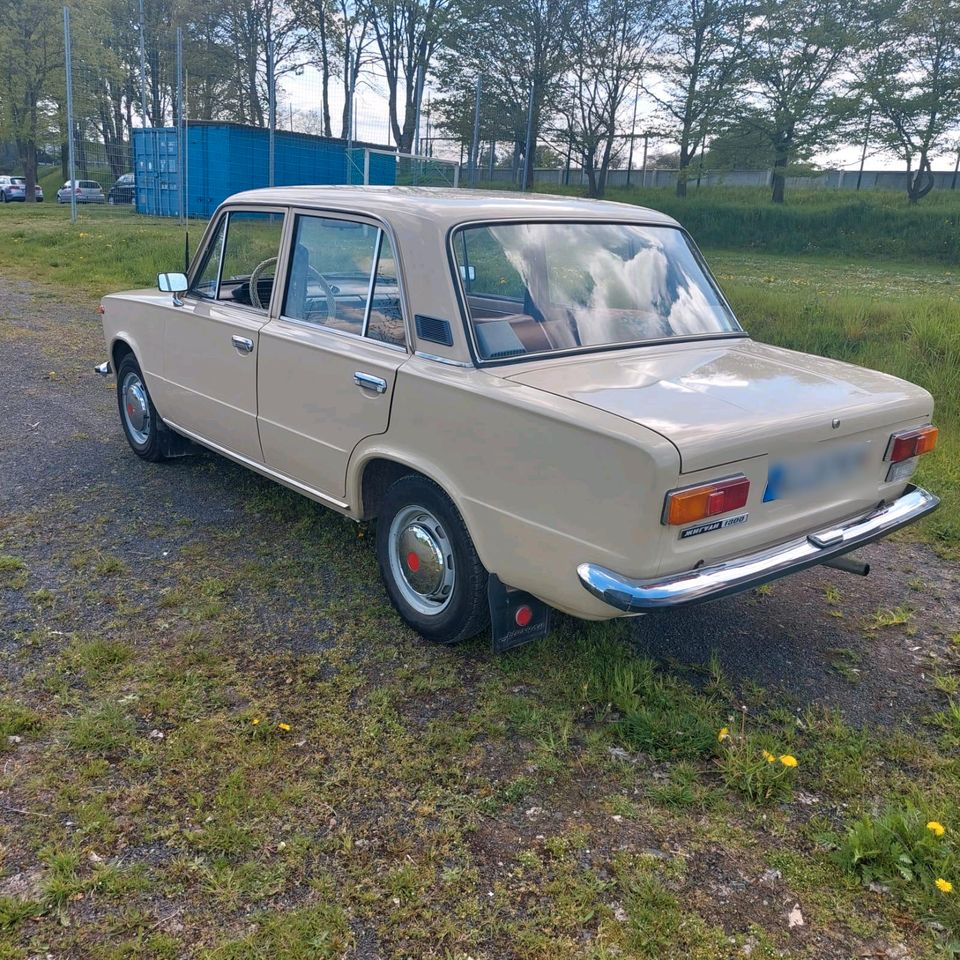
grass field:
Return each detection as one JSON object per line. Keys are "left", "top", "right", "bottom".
{"left": 2, "top": 202, "right": 960, "bottom": 957}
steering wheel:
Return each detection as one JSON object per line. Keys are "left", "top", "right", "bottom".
{"left": 249, "top": 257, "right": 338, "bottom": 321}
{"left": 249, "top": 257, "right": 278, "bottom": 310}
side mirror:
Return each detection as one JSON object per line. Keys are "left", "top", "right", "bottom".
{"left": 458, "top": 265, "right": 476, "bottom": 282}
{"left": 158, "top": 272, "right": 188, "bottom": 294}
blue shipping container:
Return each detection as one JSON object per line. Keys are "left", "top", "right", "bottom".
{"left": 133, "top": 122, "right": 396, "bottom": 218}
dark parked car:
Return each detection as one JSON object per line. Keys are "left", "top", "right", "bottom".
{"left": 0, "top": 176, "right": 43, "bottom": 202}
{"left": 108, "top": 173, "right": 135, "bottom": 205}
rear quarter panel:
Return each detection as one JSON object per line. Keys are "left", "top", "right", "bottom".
{"left": 349, "top": 357, "right": 682, "bottom": 618}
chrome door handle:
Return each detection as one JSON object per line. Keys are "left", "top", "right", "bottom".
{"left": 232, "top": 335, "right": 254, "bottom": 354}
{"left": 354, "top": 371, "right": 388, "bottom": 394}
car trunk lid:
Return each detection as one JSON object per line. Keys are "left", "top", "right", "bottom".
{"left": 502, "top": 338, "right": 933, "bottom": 473}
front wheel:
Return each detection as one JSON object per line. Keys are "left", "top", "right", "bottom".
{"left": 115, "top": 354, "right": 168, "bottom": 462}
{"left": 376, "top": 475, "right": 489, "bottom": 644}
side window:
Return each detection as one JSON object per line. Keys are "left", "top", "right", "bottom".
{"left": 190, "top": 211, "right": 284, "bottom": 307}
{"left": 283, "top": 215, "right": 405, "bottom": 347}
{"left": 218, "top": 210, "right": 284, "bottom": 310}
{"left": 366, "top": 234, "right": 405, "bottom": 347}
{"left": 189, "top": 216, "right": 226, "bottom": 299}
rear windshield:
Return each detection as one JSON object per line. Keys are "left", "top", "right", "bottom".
{"left": 453, "top": 221, "right": 741, "bottom": 361}
{"left": 81, "top": 181, "right": 100, "bottom": 189}
{"left": 11, "top": 178, "right": 25, "bottom": 185}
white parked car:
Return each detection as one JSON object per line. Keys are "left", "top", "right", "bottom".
{"left": 57, "top": 179, "right": 105, "bottom": 204}
{"left": 95, "top": 187, "right": 940, "bottom": 649}
{"left": 0, "top": 175, "right": 43, "bottom": 202}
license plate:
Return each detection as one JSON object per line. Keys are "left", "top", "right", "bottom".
{"left": 763, "top": 442, "right": 870, "bottom": 502}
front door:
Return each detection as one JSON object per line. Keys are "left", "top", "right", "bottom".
{"left": 161, "top": 208, "right": 285, "bottom": 462}
{"left": 258, "top": 212, "right": 409, "bottom": 499}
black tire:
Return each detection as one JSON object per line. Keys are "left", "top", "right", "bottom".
{"left": 115, "top": 353, "right": 169, "bottom": 462}
{"left": 376, "top": 474, "right": 489, "bottom": 645}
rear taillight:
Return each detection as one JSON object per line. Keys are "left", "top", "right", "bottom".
{"left": 663, "top": 475, "right": 750, "bottom": 526}
{"left": 885, "top": 425, "right": 938, "bottom": 463}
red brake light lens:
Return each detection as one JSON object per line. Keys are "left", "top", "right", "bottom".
{"left": 663, "top": 475, "right": 750, "bottom": 526}
{"left": 885, "top": 425, "right": 938, "bottom": 463}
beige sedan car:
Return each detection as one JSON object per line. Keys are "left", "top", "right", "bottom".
{"left": 97, "top": 187, "right": 939, "bottom": 649}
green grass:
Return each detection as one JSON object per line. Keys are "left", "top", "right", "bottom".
{"left": 536, "top": 183, "right": 960, "bottom": 264}
{"left": 1, "top": 197, "right": 959, "bottom": 956}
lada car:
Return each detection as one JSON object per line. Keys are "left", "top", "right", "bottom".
{"left": 96, "top": 187, "right": 939, "bottom": 648}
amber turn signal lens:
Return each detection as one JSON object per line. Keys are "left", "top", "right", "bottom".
{"left": 663, "top": 476, "right": 750, "bottom": 526}
{"left": 885, "top": 425, "right": 938, "bottom": 463}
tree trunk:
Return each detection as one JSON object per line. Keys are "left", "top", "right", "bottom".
{"left": 675, "top": 136, "right": 691, "bottom": 199}
{"left": 906, "top": 155, "right": 934, "bottom": 204}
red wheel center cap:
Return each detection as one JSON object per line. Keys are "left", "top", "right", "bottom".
{"left": 406, "top": 551, "right": 421, "bottom": 572}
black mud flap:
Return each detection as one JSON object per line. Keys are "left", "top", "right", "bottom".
{"left": 488, "top": 574, "right": 551, "bottom": 653}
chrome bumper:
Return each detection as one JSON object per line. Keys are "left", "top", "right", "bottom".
{"left": 94, "top": 361, "right": 111, "bottom": 377}
{"left": 577, "top": 484, "right": 939, "bottom": 613}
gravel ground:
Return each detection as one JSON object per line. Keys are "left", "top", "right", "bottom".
{"left": 3, "top": 273, "right": 960, "bottom": 958}
{"left": 2, "top": 273, "right": 958, "bottom": 728}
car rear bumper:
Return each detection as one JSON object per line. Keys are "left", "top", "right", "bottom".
{"left": 577, "top": 484, "right": 939, "bottom": 612}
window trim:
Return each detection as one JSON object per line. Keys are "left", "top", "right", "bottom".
{"left": 446, "top": 218, "right": 748, "bottom": 368}
{"left": 279, "top": 209, "right": 410, "bottom": 352}
{"left": 187, "top": 213, "right": 227, "bottom": 301}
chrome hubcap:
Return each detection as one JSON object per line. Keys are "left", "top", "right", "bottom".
{"left": 121, "top": 372, "right": 150, "bottom": 445}
{"left": 388, "top": 505, "right": 455, "bottom": 616}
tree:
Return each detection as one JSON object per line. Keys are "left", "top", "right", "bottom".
{"left": 0, "top": 0, "right": 62, "bottom": 200}
{"left": 739, "top": 0, "right": 858, "bottom": 202}
{"left": 367, "top": 0, "right": 453, "bottom": 153}
{"left": 857, "top": 0, "right": 960, "bottom": 203}
{"left": 563, "top": 0, "right": 663, "bottom": 197}
{"left": 295, "top": 0, "right": 337, "bottom": 136}
{"left": 435, "top": 0, "right": 574, "bottom": 188}
{"left": 653, "top": 0, "right": 751, "bottom": 197}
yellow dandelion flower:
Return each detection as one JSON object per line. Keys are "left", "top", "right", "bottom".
{"left": 278, "top": 722, "right": 292, "bottom": 732}
{"left": 251, "top": 718, "right": 260, "bottom": 726}
{"left": 927, "top": 821, "right": 946, "bottom": 837}
{"left": 718, "top": 727, "right": 730, "bottom": 742}
{"left": 762, "top": 750, "right": 776, "bottom": 763}
{"left": 935, "top": 878, "right": 953, "bottom": 894}
{"left": 779, "top": 754, "right": 798, "bottom": 768}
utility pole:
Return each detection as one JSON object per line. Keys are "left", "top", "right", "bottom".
{"left": 626, "top": 79, "right": 639, "bottom": 186}
{"left": 952, "top": 148, "right": 959, "bottom": 190}
{"left": 522, "top": 84, "right": 535, "bottom": 191}
{"left": 267, "top": 36, "right": 276, "bottom": 188}
{"left": 856, "top": 109, "right": 872, "bottom": 191}
{"left": 176, "top": 26, "right": 183, "bottom": 224}
{"left": 63, "top": 6, "right": 77, "bottom": 224}
{"left": 640, "top": 133, "right": 648, "bottom": 188}
{"left": 469, "top": 76, "right": 482, "bottom": 187}
{"left": 137, "top": 0, "right": 148, "bottom": 125}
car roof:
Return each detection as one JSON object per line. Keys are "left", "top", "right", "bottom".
{"left": 224, "top": 185, "right": 680, "bottom": 230}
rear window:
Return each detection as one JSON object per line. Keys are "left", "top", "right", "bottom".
{"left": 11, "top": 178, "right": 25, "bottom": 185}
{"left": 81, "top": 181, "right": 100, "bottom": 189}
{"left": 453, "top": 221, "right": 741, "bottom": 361}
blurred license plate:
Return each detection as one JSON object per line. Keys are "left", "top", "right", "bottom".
{"left": 764, "top": 442, "right": 870, "bottom": 502}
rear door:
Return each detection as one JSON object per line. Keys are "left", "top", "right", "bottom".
{"left": 160, "top": 207, "right": 286, "bottom": 462}
{"left": 257, "top": 211, "right": 408, "bottom": 499}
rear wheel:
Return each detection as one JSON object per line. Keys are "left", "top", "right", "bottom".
{"left": 376, "top": 475, "right": 489, "bottom": 644}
